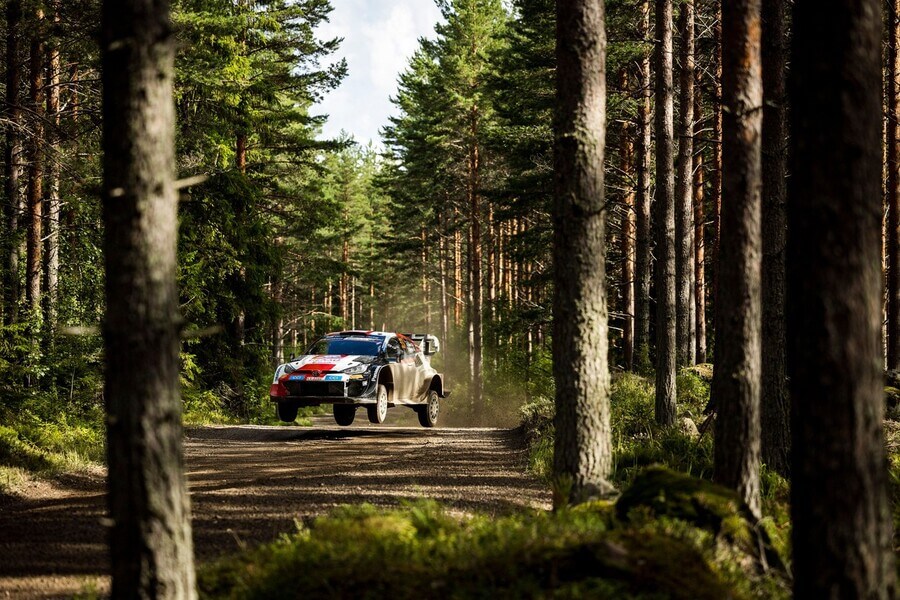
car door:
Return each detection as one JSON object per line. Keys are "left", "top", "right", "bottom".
{"left": 396, "top": 337, "right": 418, "bottom": 401}
{"left": 402, "top": 339, "right": 428, "bottom": 401}
{"left": 385, "top": 337, "right": 410, "bottom": 400}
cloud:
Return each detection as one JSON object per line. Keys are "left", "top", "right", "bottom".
{"left": 315, "top": 0, "right": 442, "bottom": 145}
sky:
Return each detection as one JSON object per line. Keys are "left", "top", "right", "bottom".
{"left": 314, "top": 0, "right": 444, "bottom": 146}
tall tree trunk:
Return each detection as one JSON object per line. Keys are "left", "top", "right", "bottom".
{"left": 789, "top": 0, "right": 896, "bottom": 596}
{"left": 693, "top": 73, "right": 707, "bottom": 363}
{"left": 468, "top": 109, "right": 483, "bottom": 414}
{"left": 760, "top": 0, "right": 790, "bottom": 476}
{"left": 621, "top": 71, "right": 635, "bottom": 371}
{"left": 553, "top": 0, "right": 612, "bottom": 505}
{"left": 888, "top": 0, "right": 900, "bottom": 370}
{"left": 44, "top": 0, "right": 60, "bottom": 329}
{"left": 340, "top": 237, "right": 349, "bottom": 324}
{"left": 272, "top": 272, "right": 283, "bottom": 367}
{"left": 3, "top": 0, "right": 23, "bottom": 325}
{"left": 454, "top": 210, "right": 462, "bottom": 327}
{"left": 711, "top": 2, "right": 723, "bottom": 331}
{"left": 654, "top": 0, "right": 677, "bottom": 425}
{"left": 712, "top": 0, "right": 763, "bottom": 518}
{"left": 101, "top": 0, "right": 197, "bottom": 596}
{"left": 236, "top": 133, "right": 247, "bottom": 174}
{"left": 634, "top": 0, "right": 653, "bottom": 372}
{"left": 439, "top": 211, "right": 449, "bottom": 347}
{"left": 25, "top": 7, "right": 44, "bottom": 316}
{"left": 675, "top": 0, "right": 696, "bottom": 367}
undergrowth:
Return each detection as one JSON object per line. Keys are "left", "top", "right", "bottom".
{"left": 198, "top": 470, "right": 790, "bottom": 600}
{"left": 0, "top": 408, "right": 104, "bottom": 494}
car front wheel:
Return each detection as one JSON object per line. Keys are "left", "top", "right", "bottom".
{"left": 276, "top": 402, "right": 298, "bottom": 423}
{"left": 368, "top": 384, "right": 389, "bottom": 424}
{"left": 333, "top": 404, "right": 356, "bottom": 426}
{"left": 416, "top": 390, "right": 439, "bottom": 428}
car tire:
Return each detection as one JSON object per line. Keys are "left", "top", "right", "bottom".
{"left": 333, "top": 404, "right": 356, "bottom": 426}
{"left": 276, "top": 402, "right": 298, "bottom": 423}
{"left": 368, "top": 384, "right": 389, "bottom": 424}
{"left": 417, "top": 390, "right": 440, "bottom": 428}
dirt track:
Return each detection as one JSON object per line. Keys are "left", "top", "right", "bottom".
{"left": 0, "top": 418, "right": 550, "bottom": 598}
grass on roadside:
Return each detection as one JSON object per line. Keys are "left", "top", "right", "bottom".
{"left": 198, "top": 469, "right": 790, "bottom": 600}
{"left": 0, "top": 410, "right": 104, "bottom": 494}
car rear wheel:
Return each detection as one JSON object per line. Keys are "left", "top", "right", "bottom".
{"left": 276, "top": 402, "right": 298, "bottom": 423}
{"left": 333, "top": 404, "right": 356, "bottom": 426}
{"left": 416, "top": 390, "right": 440, "bottom": 428}
{"left": 367, "top": 384, "right": 389, "bottom": 424}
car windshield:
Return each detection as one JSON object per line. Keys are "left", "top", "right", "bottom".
{"left": 306, "top": 337, "right": 382, "bottom": 356}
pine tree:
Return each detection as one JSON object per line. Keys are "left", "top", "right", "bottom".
{"left": 712, "top": 0, "right": 763, "bottom": 518}
{"left": 101, "top": 0, "right": 196, "bottom": 594}
{"left": 789, "top": 0, "right": 896, "bottom": 595}
{"left": 553, "top": 0, "right": 613, "bottom": 505}
{"left": 654, "top": 0, "right": 677, "bottom": 425}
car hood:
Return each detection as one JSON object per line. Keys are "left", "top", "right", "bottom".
{"left": 284, "top": 354, "right": 376, "bottom": 375}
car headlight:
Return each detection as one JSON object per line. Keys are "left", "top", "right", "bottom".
{"left": 283, "top": 364, "right": 296, "bottom": 374}
{"left": 342, "top": 363, "right": 368, "bottom": 375}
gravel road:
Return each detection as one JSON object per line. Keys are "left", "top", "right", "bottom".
{"left": 0, "top": 419, "right": 550, "bottom": 598}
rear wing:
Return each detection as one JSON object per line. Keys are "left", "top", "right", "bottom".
{"left": 405, "top": 333, "right": 440, "bottom": 355}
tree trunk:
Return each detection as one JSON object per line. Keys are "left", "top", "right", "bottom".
{"left": 712, "top": 0, "right": 762, "bottom": 518}
{"left": 439, "top": 211, "right": 449, "bottom": 346}
{"left": 634, "top": 0, "right": 653, "bottom": 372}
{"left": 621, "top": 70, "right": 635, "bottom": 371}
{"left": 654, "top": 0, "right": 677, "bottom": 425}
{"left": 888, "top": 0, "right": 900, "bottom": 370}
{"left": 553, "top": 0, "right": 612, "bottom": 505}
{"left": 711, "top": 2, "right": 723, "bottom": 330}
{"left": 454, "top": 209, "right": 462, "bottom": 327}
{"left": 44, "top": 0, "right": 61, "bottom": 329}
{"left": 236, "top": 133, "right": 247, "bottom": 174}
{"left": 340, "top": 237, "right": 349, "bottom": 324}
{"left": 25, "top": 7, "right": 44, "bottom": 316}
{"left": 675, "top": 0, "right": 696, "bottom": 367}
{"left": 760, "top": 0, "right": 790, "bottom": 476}
{"left": 101, "top": 0, "right": 197, "bottom": 596}
{"left": 788, "top": 0, "right": 896, "bottom": 596}
{"left": 272, "top": 276, "right": 283, "bottom": 367}
{"left": 693, "top": 71, "right": 707, "bottom": 363}
{"left": 468, "top": 108, "right": 483, "bottom": 414}
{"left": 3, "top": 0, "right": 23, "bottom": 325}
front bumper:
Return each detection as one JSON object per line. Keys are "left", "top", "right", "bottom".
{"left": 270, "top": 373, "right": 377, "bottom": 406}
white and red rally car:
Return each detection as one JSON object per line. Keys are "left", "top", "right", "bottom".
{"left": 269, "top": 330, "right": 450, "bottom": 427}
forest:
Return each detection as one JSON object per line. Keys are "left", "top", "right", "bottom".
{"left": 0, "top": 0, "right": 897, "bottom": 598}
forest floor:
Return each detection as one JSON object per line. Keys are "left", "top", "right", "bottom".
{"left": 0, "top": 416, "right": 549, "bottom": 599}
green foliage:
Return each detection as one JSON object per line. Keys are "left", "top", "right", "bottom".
{"left": 0, "top": 410, "right": 104, "bottom": 494}
{"left": 198, "top": 484, "right": 789, "bottom": 599}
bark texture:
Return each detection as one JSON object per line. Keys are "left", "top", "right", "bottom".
{"left": 693, "top": 73, "right": 707, "bottom": 363}
{"left": 760, "top": 0, "right": 789, "bottom": 476}
{"left": 712, "top": 0, "right": 762, "bottom": 519}
{"left": 620, "top": 71, "right": 635, "bottom": 371}
{"left": 553, "top": 0, "right": 612, "bottom": 504}
{"left": 654, "top": 0, "right": 677, "bottom": 425}
{"left": 101, "top": 0, "right": 197, "bottom": 596}
{"left": 25, "top": 7, "right": 44, "bottom": 315}
{"left": 888, "top": 0, "right": 900, "bottom": 370}
{"left": 3, "top": 0, "right": 22, "bottom": 325}
{"left": 674, "top": 0, "right": 695, "bottom": 367}
{"left": 711, "top": 3, "right": 723, "bottom": 329}
{"left": 634, "top": 0, "right": 653, "bottom": 372}
{"left": 45, "top": 0, "right": 61, "bottom": 328}
{"left": 789, "top": 0, "right": 896, "bottom": 597}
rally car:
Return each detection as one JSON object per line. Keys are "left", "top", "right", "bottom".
{"left": 269, "top": 331, "right": 449, "bottom": 427}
